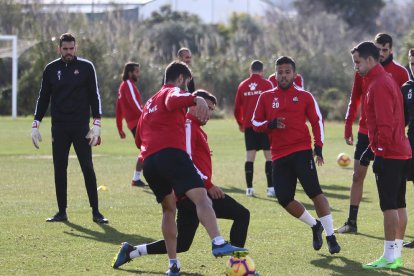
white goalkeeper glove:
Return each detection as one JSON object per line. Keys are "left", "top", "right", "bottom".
{"left": 86, "top": 118, "right": 101, "bottom": 146}
{"left": 31, "top": 120, "right": 42, "bottom": 149}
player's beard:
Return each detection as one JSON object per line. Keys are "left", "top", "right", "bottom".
{"left": 278, "top": 79, "right": 293, "bottom": 90}
{"left": 62, "top": 54, "right": 74, "bottom": 63}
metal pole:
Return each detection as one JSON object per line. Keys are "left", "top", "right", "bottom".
{"left": 12, "top": 36, "right": 18, "bottom": 119}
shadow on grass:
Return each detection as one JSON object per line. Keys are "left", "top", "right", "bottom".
{"left": 311, "top": 254, "right": 414, "bottom": 275}
{"left": 63, "top": 221, "right": 155, "bottom": 245}
{"left": 120, "top": 268, "right": 202, "bottom": 275}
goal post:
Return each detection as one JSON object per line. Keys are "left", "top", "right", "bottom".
{"left": 0, "top": 35, "right": 18, "bottom": 119}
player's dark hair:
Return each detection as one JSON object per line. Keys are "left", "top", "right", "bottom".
{"left": 374, "top": 33, "right": 393, "bottom": 48}
{"left": 409, "top": 48, "right": 414, "bottom": 57}
{"left": 275, "top": 56, "right": 296, "bottom": 71}
{"left": 122, "top": 62, "right": 140, "bottom": 81}
{"left": 351, "top": 41, "right": 380, "bottom": 61}
{"left": 177, "top": 47, "right": 191, "bottom": 58}
{"left": 250, "top": 60, "right": 263, "bottom": 72}
{"left": 193, "top": 89, "right": 217, "bottom": 105}
{"left": 165, "top": 61, "right": 192, "bottom": 83}
{"left": 59, "top": 33, "right": 76, "bottom": 47}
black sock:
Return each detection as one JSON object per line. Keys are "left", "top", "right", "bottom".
{"left": 245, "top": 161, "right": 253, "bottom": 188}
{"left": 348, "top": 205, "right": 359, "bottom": 225}
{"left": 265, "top": 161, "right": 272, "bottom": 188}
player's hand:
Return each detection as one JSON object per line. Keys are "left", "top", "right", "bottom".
{"left": 313, "top": 145, "right": 324, "bottom": 166}
{"left": 86, "top": 118, "right": 101, "bottom": 146}
{"left": 194, "top": 96, "right": 209, "bottom": 123}
{"left": 359, "top": 147, "right": 374, "bottom": 166}
{"left": 268, "top": 117, "right": 286, "bottom": 129}
{"left": 372, "top": 156, "right": 384, "bottom": 174}
{"left": 344, "top": 125, "right": 353, "bottom": 145}
{"left": 208, "top": 186, "right": 225, "bottom": 199}
{"left": 118, "top": 129, "right": 126, "bottom": 139}
{"left": 31, "top": 120, "right": 42, "bottom": 149}
{"left": 238, "top": 125, "right": 244, "bottom": 133}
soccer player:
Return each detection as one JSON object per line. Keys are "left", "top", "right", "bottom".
{"left": 337, "top": 33, "right": 410, "bottom": 234}
{"left": 234, "top": 60, "right": 274, "bottom": 197}
{"left": 268, "top": 72, "right": 304, "bottom": 89}
{"left": 252, "top": 56, "right": 341, "bottom": 254}
{"left": 31, "top": 33, "right": 108, "bottom": 223}
{"left": 350, "top": 41, "right": 411, "bottom": 269}
{"left": 116, "top": 62, "right": 146, "bottom": 187}
{"left": 402, "top": 48, "right": 414, "bottom": 248}
{"left": 112, "top": 62, "right": 247, "bottom": 275}
{"left": 111, "top": 90, "right": 250, "bottom": 272}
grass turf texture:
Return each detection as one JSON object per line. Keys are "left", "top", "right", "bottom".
{"left": 1, "top": 116, "right": 413, "bottom": 275}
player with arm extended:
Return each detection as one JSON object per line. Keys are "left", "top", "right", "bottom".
{"left": 234, "top": 60, "right": 274, "bottom": 197}
{"left": 31, "top": 33, "right": 107, "bottom": 223}
{"left": 115, "top": 62, "right": 146, "bottom": 187}
{"left": 112, "top": 62, "right": 247, "bottom": 275}
{"left": 252, "top": 56, "right": 341, "bottom": 255}
{"left": 111, "top": 90, "right": 250, "bottom": 272}
{"left": 336, "top": 33, "right": 410, "bottom": 234}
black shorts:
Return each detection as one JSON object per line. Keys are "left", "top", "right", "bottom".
{"left": 407, "top": 158, "right": 414, "bottom": 181}
{"left": 272, "top": 150, "right": 322, "bottom": 207}
{"left": 354, "top": 132, "right": 369, "bottom": 160}
{"left": 143, "top": 148, "right": 204, "bottom": 203}
{"left": 244, "top": 127, "right": 270, "bottom": 151}
{"left": 375, "top": 159, "right": 408, "bottom": 211}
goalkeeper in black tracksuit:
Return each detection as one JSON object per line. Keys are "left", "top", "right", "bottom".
{"left": 31, "top": 33, "right": 108, "bottom": 223}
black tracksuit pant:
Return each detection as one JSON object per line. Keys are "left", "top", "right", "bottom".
{"left": 146, "top": 194, "right": 250, "bottom": 254}
{"left": 52, "top": 124, "right": 99, "bottom": 213}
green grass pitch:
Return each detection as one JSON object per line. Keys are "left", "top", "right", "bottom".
{"left": 0, "top": 117, "right": 413, "bottom": 275}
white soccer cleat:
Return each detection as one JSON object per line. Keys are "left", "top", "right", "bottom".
{"left": 246, "top": 188, "right": 255, "bottom": 197}
{"left": 266, "top": 187, "right": 276, "bottom": 197}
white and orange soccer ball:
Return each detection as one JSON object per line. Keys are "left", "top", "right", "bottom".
{"left": 226, "top": 255, "right": 256, "bottom": 276}
{"left": 337, "top": 153, "right": 351, "bottom": 167}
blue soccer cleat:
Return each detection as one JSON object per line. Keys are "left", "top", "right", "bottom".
{"left": 165, "top": 263, "right": 180, "bottom": 276}
{"left": 212, "top": 241, "right": 248, "bottom": 258}
{"left": 112, "top": 242, "right": 134, "bottom": 269}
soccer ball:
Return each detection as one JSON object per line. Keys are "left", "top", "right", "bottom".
{"left": 337, "top": 153, "right": 351, "bottom": 167}
{"left": 226, "top": 256, "right": 256, "bottom": 276}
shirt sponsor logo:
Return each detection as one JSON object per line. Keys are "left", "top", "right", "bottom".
{"left": 74, "top": 69, "right": 79, "bottom": 75}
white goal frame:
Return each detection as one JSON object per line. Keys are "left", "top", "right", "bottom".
{"left": 0, "top": 35, "right": 18, "bottom": 119}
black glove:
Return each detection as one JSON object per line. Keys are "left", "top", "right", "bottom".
{"left": 359, "top": 147, "right": 374, "bottom": 167}
{"left": 314, "top": 145, "right": 323, "bottom": 159}
{"left": 372, "top": 156, "right": 384, "bottom": 174}
{"left": 267, "top": 119, "right": 279, "bottom": 129}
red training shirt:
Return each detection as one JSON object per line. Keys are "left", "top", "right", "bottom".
{"left": 116, "top": 78, "right": 144, "bottom": 131}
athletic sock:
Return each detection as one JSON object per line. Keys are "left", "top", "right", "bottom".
{"left": 299, "top": 210, "right": 317, "bottom": 227}
{"left": 265, "top": 161, "right": 272, "bottom": 188}
{"left": 348, "top": 205, "right": 359, "bottom": 225}
{"left": 245, "top": 162, "right": 253, "bottom": 188}
{"left": 383, "top": 240, "right": 395, "bottom": 262}
{"left": 169, "top": 258, "right": 180, "bottom": 268}
{"left": 319, "top": 214, "right": 334, "bottom": 236}
{"left": 212, "top": 236, "right": 225, "bottom": 245}
{"left": 130, "top": 244, "right": 147, "bottom": 259}
{"left": 395, "top": 239, "right": 403, "bottom": 258}
{"left": 132, "top": 171, "right": 141, "bottom": 181}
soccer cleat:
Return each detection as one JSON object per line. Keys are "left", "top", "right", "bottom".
{"left": 403, "top": 240, "right": 414, "bottom": 248}
{"left": 392, "top": 257, "right": 403, "bottom": 269}
{"left": 112, "top": 242, "right": 134, "bottom": 268}
{"left": 93, "top": 211, "right": 109, "bottom": 224}
{"left": 131, "top": 179, "right": 146, "bottom": 187}
{"left": 212, "top": 241, "right": 248, "bottom": 258}
{"left": 334, "top": 221, "right": 357, "bottom": 234}
{"left": 246, "top": 188, "right": 255, "bottom": 197}
{"left": 311, "top": 220, "right": 323, "bottom": 250}
{"left": 165, "top": 263, "right": 180, "bottom": 276}
{"left": 46, "top": 212, "right": 68, "bottom": 222}
{"left": 326, "top": 234, "right": 341, "bottom": 254}
{"left": 266, "top": 187, "right": 276, "bottom": 197}
{"left": 362, "top": 256, "right": 397, "bottom": 270}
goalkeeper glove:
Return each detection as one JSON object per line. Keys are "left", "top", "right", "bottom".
{"left": 314, "top": 145, "right": 323, "bottom": 159}
{"left": 31, "top": 120, "right": 42, "bottom": 149}
{"left": 86, "top": 118, "right": 101, "bottom": 146}
{"left": 359, "top": 147, "right": 374, "bottom": 166}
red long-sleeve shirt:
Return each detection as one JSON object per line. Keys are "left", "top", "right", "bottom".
{"left": 252, "top": 85, "right": 324, "bottom": 160}
{"left": 268, "top": 73, "right": 304, "bottom": 89}
{"left": 135, "top": 84, "right": 196, "bottom": 160}
{"left": 234, "top": 74, "right": 273, "bottom": 129}
{"left": 185, "top": 114, "right": 214, "bottom": 189}
{"left": 116, "top": 79, "right": 143, "bottom": 131}
{"left": 365, "top": 64, "right": 411, "bottom": 159}
{"left": 345, "top": 59, "right": 409, "bottom": 136}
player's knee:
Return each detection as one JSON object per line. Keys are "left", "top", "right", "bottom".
{"left": 177, "top": 242, "right": 192, "bottom": 253}
{"left": 276, "top": 195, "right": 293, "bottom": 208}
